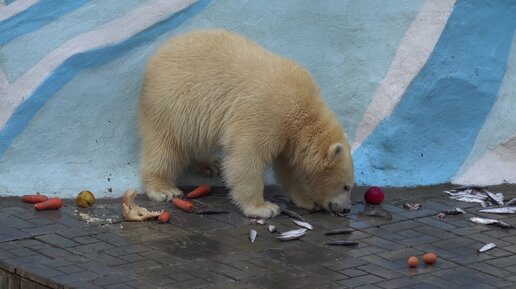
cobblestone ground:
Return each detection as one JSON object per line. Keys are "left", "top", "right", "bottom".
{"left": 1, "top": 186, "right": 515, "bottom": 289}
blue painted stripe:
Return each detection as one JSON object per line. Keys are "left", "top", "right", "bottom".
{"left": 0, "top": 0, "right": 90, "bottom": 45}
{"left": 0, "top": 0, "right": 211, "bottom": 156}
{"left": 353, "top": 0, "right": 516, "bottom": 186}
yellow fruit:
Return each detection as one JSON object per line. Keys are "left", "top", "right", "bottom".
{"left": 76, "top": 190, "right": 95, "bottom": 208}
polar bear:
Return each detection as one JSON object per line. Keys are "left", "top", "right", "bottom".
{"left": 138, "top": 29, "right": 354, "bottom": 218}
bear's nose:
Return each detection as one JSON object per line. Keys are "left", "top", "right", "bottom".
{"left": 342, "top": 208, "right": 351, "bottom": 214}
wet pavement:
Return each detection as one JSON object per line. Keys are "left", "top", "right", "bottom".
{"left": 1, "top": 185, "right": 516, "bottom": 289}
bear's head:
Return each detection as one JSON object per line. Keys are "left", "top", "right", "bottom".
{"left": 276, "top": 127, "right": 354, "bottom": 215}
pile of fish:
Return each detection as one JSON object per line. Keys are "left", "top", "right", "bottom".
{"left": 248, "top": 209, "right": 357, "bottom": 246}
{"left": 444, "top": 186, "right": 516, "bottom": 214}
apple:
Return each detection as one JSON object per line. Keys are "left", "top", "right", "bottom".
{"left": 76, "top": 190, "right": 95, "bottom": 208}
{"left": 364, "top": 186, "right": 384, "bottom": 205}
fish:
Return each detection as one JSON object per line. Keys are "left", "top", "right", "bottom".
{"left": 505, "top": 198, "right": 516, "bottom": 206}
{"left": 268, "top": 225, "right": 276, "bottom": 233}
{"left": 478, "top": 243, "right": 496, "bottom": 253}
{"left": 359, "top": 207, "right": 393, "bottom": 220}
{"left": 483, "top": 190, "right": 504, "bottom": 206}
{"left": 292, "top": 220, "right": 313, "bottom": 230}
{"left": 325, "top": 228, "right": 354, "bottom": 235}
{"left": 281, "top": 208, "right": 306, "bottom": 222}
{"left": 479, "top": 207, "right": 516, "bottom": 214}
{"left": 326, "top": 240, "right": 359, "bottom": 246}
{"left": 403, "top": 203, "right": 422, "bottom": 211}
{"left": 195, "top": 209, "right": 229, "bottom": 215}
{"left": 249, "top": 230, "right": 257, "bottom": 242}
{"left": 442, "top": 208, "right": 466, "bottom": 215}
{"left": 277, "top": 228, "right": 306, "bottom": 241}
{"left": 469, "top": 217, "right": 514, "bottom": 229}
{"left": 451, "top": 197, "right": 488, "bottom": 207}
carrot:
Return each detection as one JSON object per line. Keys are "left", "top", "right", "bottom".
{"left": 34, "top": 197, "right": 63, "bottom": 211}
{"left": 172, "top": 198, "right": 193, "bottom": 213}
{"left": 158, "top": 211, "right": 170, "bottom": 224}
{"left": 186, "top": 184, "right": 211, "bottom": 199}
{"left": 21, "top": 193, "right": 48, "bottom": 204}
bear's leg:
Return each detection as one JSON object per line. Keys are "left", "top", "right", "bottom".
{"left": 141, "top": 140, "right": 186, "bottom": 202}
{"left": 191, "top": 156, "right": 221, "bottom": 178}
{"left": 273, "top": 158, "right": 317, "bottom": 211}
{"left": 224, "top": 149, "right": 280, "bottom": 219}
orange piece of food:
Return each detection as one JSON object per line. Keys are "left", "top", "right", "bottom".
{"left": 172, "top": 198, "right": 194, "bottom": 213}
{"left": 158, "top": 211, "right": 170, "bottom": 224}
{"left": 186, "top": 184, "right": 211, "bottom": 199}
{"left": 34, "top": 197, "right": 63, "bottom": 211}
{"left": 21, "top": 194, "right": 48, "bottom": 204}
{"left": 423, "top": 252, "right": 437, "bottom": 265}
{"left": 407, "top": 256, "right": 419, "bottom": 268}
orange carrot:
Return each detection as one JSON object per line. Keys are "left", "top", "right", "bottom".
{"left": 34, "top": 197, "right": 63, "bottom": 211}
{"left": 172, "top": 198, "right": 193, "bottom": 213}
{"left": 186, "top": 184, "right": 211, "bottom": 199}
{"left": 21, "top": 194, "right": 48, "bottom": 204}
{"left": 158, "top": 211, "right": 170, "bottom": 224}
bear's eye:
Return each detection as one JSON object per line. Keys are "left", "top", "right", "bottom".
{"left": 343, "top": 185, "right": 350, "bottom": 192}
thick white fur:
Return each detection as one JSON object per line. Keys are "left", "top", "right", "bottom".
{"left": 138, "top": 29, "right": 354, "bottom": 218}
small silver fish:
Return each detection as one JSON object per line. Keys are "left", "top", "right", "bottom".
{"left": 403, "top": 203, "right": 422, "bottom": 211}
{"left": 505, "top": 198, "right": 516, "bottom": 206}
{"left": 479, "top": 207, "right": 516, "bottom": 214}
{"left": 326, "top": 240, "right": 359, "bottom": 246}
{"left": 483, "top": 190, "right": 504, "bottom": 206}
{"left": 325, "top": 228, "right": 354, "bottom": 235}
{"left": 249, "top": 230, "right": 257, "bottom": 242}
{"left": 452, "top": 197, "right": 488, "bottom": 207}
{"left": 292, "top": 220, "right": 313, "bottom": 230}
{"left": 268, "top": 225, "right": 276, "bottom": 233}
{"left": 281, "top": 208, "right": 306, "bottom": 222}
{"left": 277, "top": 228, "right": 306, "bottom": 241}
{"left": 478, "top": 243, "right": 496, "bottom": 253}
{"left": 469, "top": 217, "right": 514, "bottom": 229}
{"left": 442, "top": 208, "right": 466, "bottom": 215}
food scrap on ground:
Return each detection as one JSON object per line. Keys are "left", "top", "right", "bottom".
{"left": 403, "top": 203, "right": 422, "bottom": 211}
{"left": 326, "top": 240, "right": 359, "bottom": 246}
{"left": 478, "top": 243, "right": 496, "bottom": 253}
{"left": 34, "top": 197, "right": 63, "bottom": 211}
{"left": 292, "top": 219, "right": 313, "bottom": 230}
{"left": 325, "top": 228, "right": 354, "bottom": 235}
{"left": 122, "top": 189, "right": 163, "bottom": 221}
{"left": 469, "top": 217, "right": 514, "bottom": 229}
{"left": 277, "top": 228, "right": 306, "bottom": 241}
{"left": 268, "top": 225, "right": 276, "bottom": 233}
{"left": 76, "top": 190, "right": 95, "bottom": 208}
{"left": 158, "top": 211, "right": 170, "bottom": 224}
{"left": 423, "top": 253, "right": 437, "bottom": 265}
{"left": 364, "top": 186, "right": 385, "bottom": 205}
{"left": 280, "top": 208, "right": 306, "bottom": 222}
{"left": 359, "top": 206, "right": 393, "bottom": 220}
{"left": 194, "top": 209, "right": 229, "bottom": 215}
{"left": 186, "top": 184, "right": 211, "bottom": 199}
{"left": 249, "top": 229, "right": 257, "bottom": 242}
{"left": 250, "top": 219, "right": 265, "bottom": 225}
{"left": 407, "top": 256, "right": 419, "bottom": 268}
{"left": 172, "top": 198, "right": 194, "bottom": 213}
{"left": 21, "top": 193, "right": 49, "bottom": 204}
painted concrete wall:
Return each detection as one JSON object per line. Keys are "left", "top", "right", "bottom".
{"left": 1, "top": 0, "right": 515, "bottom": 197}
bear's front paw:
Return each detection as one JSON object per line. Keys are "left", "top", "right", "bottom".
{"left": 146, "top": 190, "right": 168, "bottom": 202}
{"left": 242, "top": 201, "right": 280, "bottom": 219}
{"left": 163, "top": 188, "right": 184, "bottom": 201}
{"left": 146, "top": 188, "right": 183, "bottom": 202}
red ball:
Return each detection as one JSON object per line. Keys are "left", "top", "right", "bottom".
{"left": 364, "top": 186, "right": 384, "bottom": 205}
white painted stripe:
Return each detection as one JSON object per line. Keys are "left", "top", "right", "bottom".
{"left": 0, "top": 0, "right": 197, "bottom": 128}
{"left": 351, "top": 0, "right": 456, "bottom": 152}
{"left": 0, "top": 0, "right": 39, "bottom": 21}
{"left": 452, "top": 135, "right": 516, "bottom": 186}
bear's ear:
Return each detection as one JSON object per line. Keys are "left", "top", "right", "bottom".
{"left": 326, "top": 143, "right": 343, "bottom": 165}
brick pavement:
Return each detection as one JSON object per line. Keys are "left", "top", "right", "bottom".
{"left": 0, "top": 185, "right": 515, "bottom": 289}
